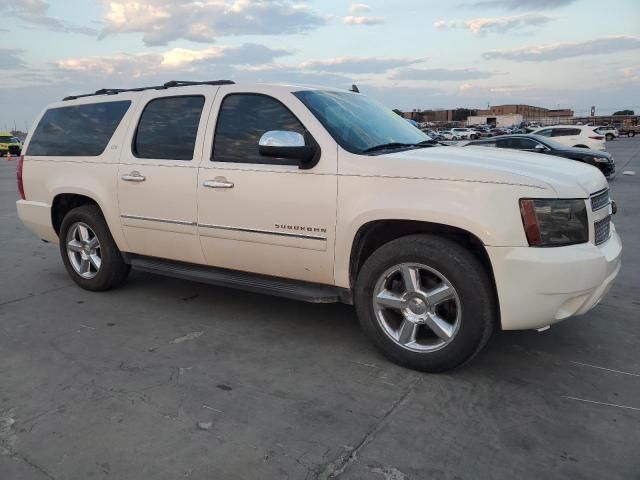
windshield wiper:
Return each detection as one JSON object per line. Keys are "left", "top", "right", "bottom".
{"left": 362, "top": 140, "right": 441, "bottom": 154}
{"left": 362, "top": 142, "right": 415, "bottom": 153}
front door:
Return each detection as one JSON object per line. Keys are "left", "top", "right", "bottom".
{"left": 118, "top": 88, "right": 215, "bottom": 264}
{"left": 197, "top": 88, "right": 338, "bottom": 284}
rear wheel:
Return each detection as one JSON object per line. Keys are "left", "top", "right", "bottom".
{"left": 355, "top": 235, "right": 496, "bottom": 372}
{"left": 59, "top": 205, "right": 130, "bottom": 291}
{"left": 629, "top": 131, "right": 636, "bottom": 138}
{"left": 605, "top": 133, "right": 614, "bottom": 141}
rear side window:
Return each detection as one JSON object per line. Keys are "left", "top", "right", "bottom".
{"left": 212, "top": 94, "right": 306, "bottom": 165}
{"left": 552, "top": 128, "right": 581, "bottom": 137}
{"left": 133, "top": 96, "right": 205, "bottom": 160}
{"left": 27, "top": 101, "right": 131, "bottom": 156}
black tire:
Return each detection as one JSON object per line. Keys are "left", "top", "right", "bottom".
{"left": 354, "top": 234, "right": 496, "bottom": 372}
{"left": 59, "top": 205, "right": 130, "bottom": 291}
{"left": 606, "top": 133, "right": 614, "bottom": 141}
{"left": 629, "top": 131, "right": 636, "bottom": 138}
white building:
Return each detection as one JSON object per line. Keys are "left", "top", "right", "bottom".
{"left": 466, "top": 114, "right": 523, "bottom": 128}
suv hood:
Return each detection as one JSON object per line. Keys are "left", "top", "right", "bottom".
{"left": 365, "top": 146, "right": 607, "bottom": 197}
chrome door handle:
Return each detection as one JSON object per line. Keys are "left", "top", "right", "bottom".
{"left": 121, "top": 172, "right": 146, "bottom": 182}
{"left": 203, "top": 179, "right": 234, "bottom": 189}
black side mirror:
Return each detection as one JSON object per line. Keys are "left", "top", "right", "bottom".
{"left": 258, "top": 130, "right": 320, "bottom": 169}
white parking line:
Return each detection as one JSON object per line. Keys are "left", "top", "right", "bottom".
{"left": 562, "top": 396, "right": 640, "bottom": 412}
{"left": 570, "top": 361, "right": 640, "bottom": 377}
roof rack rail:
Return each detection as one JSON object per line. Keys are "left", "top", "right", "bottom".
{"left": 62, "top": 79, "right": 235, "bottom": 101}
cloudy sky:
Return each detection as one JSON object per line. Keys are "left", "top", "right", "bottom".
{"left": 1, "top": 0, "right": 639, "bottom": 130}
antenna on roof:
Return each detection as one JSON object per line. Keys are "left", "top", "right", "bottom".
{"left": 350, "top": 84, "right": 360, "bottom": 93}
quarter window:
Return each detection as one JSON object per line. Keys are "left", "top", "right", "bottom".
{"left": 536, "top": 129, "right": 552, "bottom": 137}
{"left": 27, "top": 101, "right": 131, "bottom": 156}
{"left": 212, "top": 94, "right": 307, "bottom": 165}
{"left": 133, "top": 96, "right": 205, "bottom": 160}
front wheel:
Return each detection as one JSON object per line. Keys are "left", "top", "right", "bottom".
{"left": 629, "top": 131, "right": 636, "bottom": 138}
{"left": 59, "top": 205, "right": 130, "bottom": 291}
{"left": 355, "top": 235, "right": 496, "bottom": 372}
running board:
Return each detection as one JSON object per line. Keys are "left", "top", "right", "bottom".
{"left": 124, "top": 254, "right": 352, "bottom": 304}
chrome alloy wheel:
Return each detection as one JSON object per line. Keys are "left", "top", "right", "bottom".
{"left": 372, "top": 263, "right": 462, "bottom": 353}
{"left": 66, "top": 222, "right": 101, "bottom": 279}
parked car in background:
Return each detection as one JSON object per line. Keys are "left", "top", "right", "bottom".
{"left": 532, "top": 125, "right": 606, "bottom": 150}
{"left": 472, "top": 127, "right": 493, "bottom": 137}
{"left": 437, "top": 129, "right": 461, "bottom": 140}
{"left": 489, "top": 128, "right": 508, "bottom": 136}
{"left": 595, "top": 126, "right": 619, "bottom": 141}
{"left": 0, "top": 133, "right": 22, "bottom": 156}
{"left": 451, "top": 128, "right": 478, "bottom": 140}
{"left": 618, "top": 125, "right": 638, "bottom": 137}
{"left": 464, "top": 134, "right": 615, "bottom": 177}
{"left": 423, "top": 129, "right": 444, "bottom": 141}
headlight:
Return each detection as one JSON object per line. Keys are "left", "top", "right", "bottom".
{"left": 519, "top": 199, "right": 589, "bottom": 246}
{"left": 592, "top": 156, "right": 611, "bottom": 163}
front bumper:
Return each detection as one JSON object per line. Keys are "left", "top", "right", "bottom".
{"left": 487, "top": 227, "right": 622, "bottom": 330}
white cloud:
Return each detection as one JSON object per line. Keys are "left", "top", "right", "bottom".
{"left": 483, "top": 35, "right": 640, "bottom": 61}
{"left": 391, "top": 68, "right": 496, "bottom": 81}
{"left": 55, "top": 44, "right": 294, "bottom": 77}
{"left": 343, "top": 15, "right": 385, "bottom": 26}
{"left": 433, "top": 20, "right": 457, "bottom": 29}
{"left": 0, "top": 48, "right": 26, "bottom": 69}
{"left": 466, "top": 13, "right": 555, "bottom": 33}
{"left": 470, "top": 0, "right": 577, "bottom": 10}
{"left": 0, "top": 0, "right": 97, "bottom": 34}
{"left": 434, "top": 13, "right": 555, "bottom": 34}
{"left": 301, "top": 56, "right": 424, "bottom": 74}
{"left": 349, "top": 3, "right": 370, "bottom": 13}
{"left": 100, "top": 0, "right": 327, "bottom": 46}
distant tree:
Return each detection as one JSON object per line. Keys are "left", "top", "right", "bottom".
{"left": 613, "top": 110, "right": 634, "bottom": 115}
{"left": 452, "top": 108, "right": 477, "bottom": 121}
{"left": 392, "top": 109, "right": 404, "bottom": 116}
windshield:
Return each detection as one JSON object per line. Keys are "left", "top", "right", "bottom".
{"left": 293, "top": 90, "right": 431, "bottom": 154}
{"left": 0, "top": 136, "right": 14, "bottom": 143}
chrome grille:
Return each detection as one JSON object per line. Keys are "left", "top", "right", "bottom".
{"left": 594, "top": 215, "right": 611, "bottom": 245}
{"left": 590, "top": 188, "right": 610, "bottom": 211}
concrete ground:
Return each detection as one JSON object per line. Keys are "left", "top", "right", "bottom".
{"left": 1, "top": 139, "right": 639, "bottom": 480}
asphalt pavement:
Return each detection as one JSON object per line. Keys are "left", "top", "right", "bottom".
{"left": 1, "top": 139, "right": 639, "bottom": 480}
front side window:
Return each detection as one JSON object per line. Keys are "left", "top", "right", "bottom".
{"left": 212, "top": 94, "right": 306, "bottom": 165}
{"left": 133, "top": 96, "right": 204, "bottom": 160}
{"left": 27, "top": 101, "right": 131, "bottom": 156}
{"left": 293, "top": 90, "right": 429, "bottom": 154}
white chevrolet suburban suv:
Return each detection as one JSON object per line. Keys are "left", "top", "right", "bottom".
{"left": 16, "top": 80, "right": 622, "bottom": 372}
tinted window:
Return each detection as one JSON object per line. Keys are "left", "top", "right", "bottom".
{"left": 536, "top": 129, "right": 552, "bottom": 137}
{"left": 134, "top": 96, "right": 204, "bottom": 160}
{"left": 27, "top": 101, "right": 131, "bottom": 156}
{"left": 498, "top": 138, "right": 539, "bottom": 149}
{"left": 552, "top": 128, "right": 580, "bottom": 137}
{"left": 212, "top": 94, "right": 306, "bottom": 165}
{"left": 470, "top": 140, "right": 496, "bottom": 147}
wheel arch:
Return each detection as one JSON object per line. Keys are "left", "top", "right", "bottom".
{"left": 51, "top": 193, "right": 101, "bottom": 235}
{"left": 348, "top": 219, "right": 500, "bottom": 325}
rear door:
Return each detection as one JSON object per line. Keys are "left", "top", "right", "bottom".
{"left": 117, "top": 87, "right": 216, "bottom": 264}
{"left": 552, "top": 127, "right": 580, "bottom": 146}
{"left": 196, "top": 86, "right": 338, "bottom": 284}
